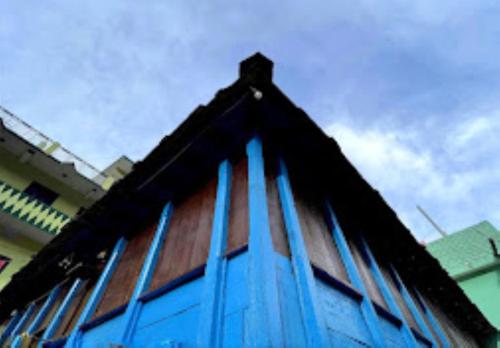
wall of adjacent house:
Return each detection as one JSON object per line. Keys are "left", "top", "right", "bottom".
{"left": 0, "top": 147, "right": 94, "bottom": 216}
{"left": 458, "top": 268, "right": 500, "bottom": 333}
{"left": 0, "top": 147, "right": 96, "bottom": 291}
{"left": 0, "top": 234, "right": 41, "bottom": 290}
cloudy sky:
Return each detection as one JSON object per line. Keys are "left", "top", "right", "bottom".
{"left": 1, "top": 1, "right": 499, "bottom": 241}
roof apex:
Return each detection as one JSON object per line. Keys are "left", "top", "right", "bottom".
{"left": 239, "top": 52, "right": 273, "bottom": 85}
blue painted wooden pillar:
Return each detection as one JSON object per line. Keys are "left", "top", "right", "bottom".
{"left": 325, "top": 202, "right": 386, "bottom": 348}
{"left": 12, "top": 284, "right": 62, "bottom": 348}
{"left": 246, "top": 137, "right": 283, "bottom": 347}
{"left": 276, "top": 158, "right": 328, "bottom": 347}
{"left": 117, "top": 202, "right": 173, "bottom": 346}
{"left": 0, "top": 310, "right": 21, "bottom": 346}
{"left": 8, "top": 302, "right": 36, "bottom": 344}
{"left": 40, "top": 278, "right": 84, "bottom": 347}
{"left": 412, "top": 288, "right": 451, "bottom": 348}
{"left": 389, "top": 266, "right": 439, "bottom": 348}
{"left": 359, "top": 237, "right": 418, "bottom": 348}
{"left": 65, "top": 237, "right": 127, "bottom": 348}
{"left": 197, "top": 160, "right": 232, "bottom": 347}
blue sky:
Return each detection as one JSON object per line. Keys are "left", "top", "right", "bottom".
{"left": 1, "top": 1, "right": 499, "bottom": 241}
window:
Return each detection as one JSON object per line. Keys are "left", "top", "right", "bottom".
{"left": 23, "top": 182, "right": 58, "bottom": 205}
{"left": 0, "top": 255, "right": 10, "bottom": 273}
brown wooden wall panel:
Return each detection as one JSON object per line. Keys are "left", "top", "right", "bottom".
{"left": 36, "top": 285, "right": 70, "bottom": 333}
{"left": 18, "top": 300, "right": 43, "bottom": 333}
{"left": 408, "top": 289, "right": 444, "bottom": 348}
{"left": 426, "top": 297, "right": 479, "bottom": 348}
{"left": 225, "top": 158, "right": 249, "bottom": 254}
{"left": 349, "top": 241, "right": 387, "bottom": 309}
{"left": 55, "top": 280, "right": 95, "bottom": 338}
{"left": 149, "top": 176, "right": 217, "bottom": 291}
{"left": 292, "top": 182, "right": 348, "bottom": 282}
{"left": 92, "top": 223, "right": 157, "bottom": 319}
{"left": 381, "top": 267, "right": 419, "bottom": 329}
{"left": 265, "top": 162, "right": 290, "bottom": 257}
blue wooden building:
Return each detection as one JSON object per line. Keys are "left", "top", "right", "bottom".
{"left": 0, "top": 53, "right": 494, "bottom": 347}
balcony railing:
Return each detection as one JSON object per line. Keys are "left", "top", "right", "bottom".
{"left": 0, "top": 180, "right": 71, "bottom": 236}
{"left": 0, "top": 106, "right": 109, "bottom": 188}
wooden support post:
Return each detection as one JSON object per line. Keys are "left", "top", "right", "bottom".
{"left": 197, "top": 160, "right": 232, "bottom": 347}
{"left": 325, "top": 202, "right": 386, "bottom": 348}
{"left": 246, "top": 136, "right": 283, "bottom": 347}
{"left": 40, "top": 278, "right": 84, "bottom": 347}
{"left": 65, "top": 237, "right": 128, "bottom": 348}
{"left": 412, "top": 288, "right": 451, "bottom": 348}
{"left": 0, "top": 310, "right": 21, "bottom": 346}
{"left": 11, "top": 284, "right": 62, "bottom": 347}
{"left": 359, "top": 237, "right": 418, "bottom": 348}
{"left": 390, "top": 266, "right": 439, "bottom": 348}
{"left": 117, "top": 203, "right": 174, "bottom": 346}
{"left": 276, "top": 158, "right": 328, "bottom": 347}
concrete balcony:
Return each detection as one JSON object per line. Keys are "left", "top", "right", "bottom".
{"left": 0, "top": 180, "right": 71, "bottom": 236}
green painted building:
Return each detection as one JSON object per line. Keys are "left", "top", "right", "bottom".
{"left": 427, "top": 221, "right": 500, "bottom": 347}
{"left": 0, "top": 106, "right": 132, "bottom": 290}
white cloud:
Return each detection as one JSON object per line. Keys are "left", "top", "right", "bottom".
{"left": 325, "top": 121, "right": 499, "bottom": 241}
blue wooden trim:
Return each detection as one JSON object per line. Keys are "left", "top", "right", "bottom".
{"left": 65, "top": 237, "right": 127, "bottom": 348}
{"left": 413, "top": 288, "right": 451, "bottom": 348}
{"left": 412, "top": 328, "right": 433, "bottom": 346}
{"left": 360, "top": 237, "right": 418, "bottom": 348}
{"left": 80, "top": 303, "right": 128, "bottom": 332}
{"left": 276, "top": 158, "right": 328, "bottom": 347}
{"left": 325, "top": 202, "right": 386, "bottom": 348}
{"left": 246, "top": 136, "right": 283, "bottom": 347}
{"left": 138, "top": 264, "right": 206, "bottom": 302}
{"left": 226, "top": 244, "right": 248, "bottom": 259}
{"left": 197, "top": 160, "right": 232, "bottom": 347}
{"left": 390, "top": 266, "right": 439, "bottom": 348}
{"left": 311, "top": 265, "right": 363, "bottom": 301}
{"left": 373, "top": 302, "right": 403, "bottom": 326}
{"left": 43, "top": 336, "right": 67, "bottom": 348}
{"left": 0, "top": 310, "right": 21, "bottom": 345}
{"left": 40, "top": 279, "right": 84, "bottom": 346}
{"left": 9, "top": 302, "right": 35, "bottom": 341}
{"left": 118, "top": 202, "right": 174, "bottom": 346}
{"left": 12, "top": 286, "right": 62, "bottom": 347}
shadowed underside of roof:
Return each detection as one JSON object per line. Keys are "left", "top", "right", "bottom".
{"left": 0, "top": 53, "right": 494, "bottom": 339}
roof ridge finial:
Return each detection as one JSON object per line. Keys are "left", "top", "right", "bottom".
{"left": 239, "top": 52, "right": 274, "bottom": 85}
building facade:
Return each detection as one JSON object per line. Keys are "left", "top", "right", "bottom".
{"left": 428, "top": 221, "right": 500, "bottom": 347}
{"left": 0, "top": 54, "right": 494, "bottom": 347}
{"left": 0, "top": 107, "right": 132, "bottom": 290}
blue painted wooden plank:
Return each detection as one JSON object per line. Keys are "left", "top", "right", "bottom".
{"left": 40, "top": 278, "right": 84, "bottom": 347}
{"left": 275, "top": 254, "right": 307, "bottom": 347}
{"left": 0, "top": 310, "right": 21, "bottom": 346}
{"left": 389, "top": 266, "right": 439, "bottom": 348}
{"left": 360, "top": 237, "right": 418, "bottom": 348}
{"left": 12, "top": 284, "right": 62, "bottom": 348}
{"left": 325, "top": 202, "right": 386, "bottom": 348}
{"left": 412, "top": 288, "right": 451, "bottom": 348}
{"left": 246, "top": 136, "right": 283, "bottom": 347}
{"left": 117, "top": 203, "right": 174, "bottom": 346}
{"left": 197, "top": 160, "right": 232, "bottom": 347}
{"left": 316, "top": 278, "right": 373, "bottom": 345}
{"left": 9, "top": 303, "right": 35, "bottom": 342}
{"left": 64, "top": 237, "right": 127, "bottom": 348}
{"left": 276, "top": 158, "right": 327, "bottom": 347}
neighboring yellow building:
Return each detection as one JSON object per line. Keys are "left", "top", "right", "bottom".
{"left": 0, "top": 106, "right": 132, "bottom": 289}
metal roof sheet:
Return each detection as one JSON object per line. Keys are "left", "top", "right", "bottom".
{"left": 427, "top": 221, "right": 500, "bottom": 277}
